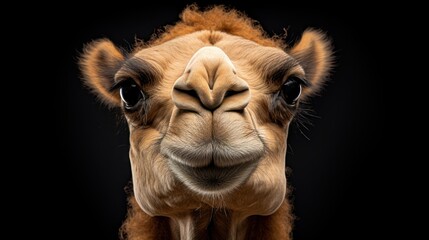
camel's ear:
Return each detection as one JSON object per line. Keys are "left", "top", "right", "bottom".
{"left": 288, "top": 29, "right": 333, "bottom": 98}
{"left": 79, "top": 39, "right": 125, "bottom": 107}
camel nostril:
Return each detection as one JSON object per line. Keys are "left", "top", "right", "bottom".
{"left": 175, "top": 88, "right": 200, "bottom": 100}
{"left": 224, "top": 90, "right": 235, "bottom": 98}
{"left": 224, "top": 89, "right": 247, "bottom": 98}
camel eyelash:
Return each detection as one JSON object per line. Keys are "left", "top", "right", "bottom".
{"left": 269, "top": 63, "right": 310, "bottom": 88}
{"left": 289, "top": 77, "right": 310, "bottom": 87}
{"left": 110, "top": 79, "right": 138, "bottom": 92}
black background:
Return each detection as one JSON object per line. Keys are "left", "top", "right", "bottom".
{"left": 58, "top": 1, "right": 384, "bottom": 239}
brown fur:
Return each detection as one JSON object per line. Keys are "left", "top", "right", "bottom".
{"left": 120, "top": 196, "right": 172, "bottom": 240}
{"left": 121, "top": 194, "right": 293, "bottom": 240}
{"left": 79, "top": 5, "right": 333, "bottom": 240}
{"left": 143, "top": 5, "right": 285, "bottom": 48}
{"left": 244, "top": 199, "right": 294, "bottom": 239}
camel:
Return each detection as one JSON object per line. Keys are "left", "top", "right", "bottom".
{"left": 79, "top": 5, "right": 332, "bottom": 240}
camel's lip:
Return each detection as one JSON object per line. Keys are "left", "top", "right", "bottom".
{"left": 160, "top": 139, "right": 265, "bottom": 168}
{"left": 167, "top": 158, "right": 259, "bottom": 194}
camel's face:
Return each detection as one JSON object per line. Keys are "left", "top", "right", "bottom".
{"left": 161, "top": 45, "right": 265, "bottom": 194}
{"left": 80, "top": 23, "right": 331, "bottom": 218}
{"left": 79, "top": 7, "right": 334, "bottom": 239}
{"left": 113, "top": 31, "right": 306, "bottom": 216}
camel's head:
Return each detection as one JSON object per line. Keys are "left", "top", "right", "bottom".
{"left": 79, "top": 6, "right": 332, "bottom": 218}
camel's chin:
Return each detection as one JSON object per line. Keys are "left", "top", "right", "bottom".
{"left": 168, "top": 159, "right": 259, "bottom": 195}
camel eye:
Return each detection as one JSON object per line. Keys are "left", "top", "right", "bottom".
{"left": 281, "top": 77, "right": 302, "bottom": 105}
{"left": 119, "top": 82, "right": 145, "bottom": 109}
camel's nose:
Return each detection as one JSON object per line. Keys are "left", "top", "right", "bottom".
{"left": 172, "top": 46, "right": 250, "bottom": 112}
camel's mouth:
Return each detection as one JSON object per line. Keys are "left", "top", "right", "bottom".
{"left": 161, "top": 140, "right": 264, "bottom": 194}
{"left": 167, "top": 156, "right": 259, "bottom": 194}
{"left": 160, "top": 110, "right": 265, "bottom": 194}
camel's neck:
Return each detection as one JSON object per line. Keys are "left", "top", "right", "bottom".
{"left": 168, "top": 208, "right": 248, "bottom": 240}
{"left": 121, "top": 196, "right": 293, "bottom": 240}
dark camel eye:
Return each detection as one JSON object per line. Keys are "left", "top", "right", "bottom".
{"left": 119, "top": 82, "right": 145, "bottom": 109}
{"left": 281, "top": 77, "right": 302, "bottom": 105}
